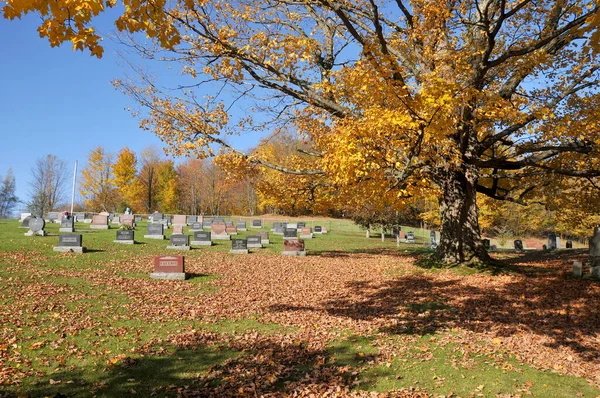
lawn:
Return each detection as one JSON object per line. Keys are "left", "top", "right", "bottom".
{"left": 0, "top": 219, "right": 599, "bottom": 397}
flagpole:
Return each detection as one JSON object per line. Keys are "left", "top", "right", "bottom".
{"left": 70, "top": 160, "right": 78, "bottom": 215}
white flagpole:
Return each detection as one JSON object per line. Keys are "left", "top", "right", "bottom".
{"left": 70, "top": 160, "right": 78, "bottom": 215}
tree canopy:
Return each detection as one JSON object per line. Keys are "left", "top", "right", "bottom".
{"left": 4, "top": 0, "right": 600, "bottom": 265}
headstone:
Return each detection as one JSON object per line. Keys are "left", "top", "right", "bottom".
{"left": 187, "top": 215, "right": 197, "bottom": 225}
{"left": 114, "top": 230, "right": 135, "bottom": 244}
{"left": 225, "top": 225, "right": 238, "bottom": 235}
{"left": 25, "top": 216, "right": 47, "bottom": 236}
{"left": 230, "top": 238, "right": 249, "bottom": 254}
{"left": 406, "top": 231, "right": 415, "bottom": 243}
{"left": 173, "top": 215, "right": 187, "bottom": 226}
{"left": 211, "top": 223, "right": 230, "bottom": 240}
{"left": 273, "top": 223, "right": 284, "bottom": 235}
{"left": 247, "top": 235, "right": 262, "bottom": 248}
{"left": 191, "top": 231, "right": 212, "bottom": 246}
{"left": 566, "top": 240, "right": 573, "bottom": 249}
{"left": 284, "top": 228, "right": 298, "bottom": 239}
{"left": 297, "top": 222, "right": 306, "bottom": 229}
{"left": 111, "top": 214, "right": 120, "bottom": 224}
{"left": 314, "top": 226, "right": 323, "bottom": 234}
{"left": 514, "top": 240, "right": 524, "bottom": 251}
{"left": 429, "top": 230, "right": 437, "bottom": 249}
{"left": 134, "top": 216, "right": 142, "bottom": 223}
{"left": 59, "top": 215, "right": 75, "bottom": 232}
{"left": 99, "top": 211, "right": 110, "bottom": 216}
{"left": 259, "top": 231, "right": 270, "bottom": 244}
{"left": 150, "top": 213, "right": 163, "bottom": 223}
{"left": 524, "top": 239, "right": 543, "bottom": 250}
{"left": 300, "top": 227, "right": 313, "bottom": 239}
{"left": 202, "top": 219, "right": 212, "bottom": 229}
{"left": 251, "top": 219, "right": 262, "bottom": 228}
{"left": 121, "top": 214, "right": 135, "bottom": 227}
{"left": 572, "top": 261, "right": 583, "bottom": 278}
{"left": 236, "top": 221, "right": 247, "bottom": 231}
{"left": 482, "top": 239, "right": 491, "bottom": 250}
{"left": 399, "top": 231, "right": 406, "bottom": 241}
{"left": 213, "top": 218, "right": 225, "bottom": 224}
{"left": 189, "top": 221, "right": 203, "bottom": 231}
{"left": 19, "top": 212, "right": 32, "bottom": 222}
{"left": 548, "top": 233, "right": 558, "bottom": 250}
{"left": 91, "top": 215, "right": 109, "bottom": 229}
{"left": 173, "top": 224, "right": 184, "bottom": 234}
{"left": 150, "top": 255, "right": 186, "bottom": 280}
{"left": 20, "top": 215, "right": 33, "bottom": 229}
{"left": 47, "top": 211, "right": 60, "bottom": 223}
{"left": 168, "top": 234, "right": 190, "bottom": 250}
{"left": 287, "top": 223, "right": 298, "bottom": 229}
{"left": 74, "top": 212, "right": 86, "bottom": 222}
{"left": 225, "top": 221, "right": 234, "bottom": 227}
{"left": 144, "top": 223, "right": 165, "bottom": 240}
{"left": 543, "top": 244, "right": 548, "bottom": 250}
{"left": 53, "top": 234, "right": 86, "bottom": 253}
{"left": 282, "top": 239, "right": 306, "bottom": 256}
{"left": 160, "top": 218, "right": 171, "bottom": 229}
{"left": 590, "top": 227, "right": 600, "bottom": 275}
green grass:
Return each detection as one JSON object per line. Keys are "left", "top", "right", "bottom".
{"left": 1, "top": 218, "right": 599, "bottom": 397}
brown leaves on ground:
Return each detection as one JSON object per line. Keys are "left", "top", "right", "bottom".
{"left": 1, "top": 249, "right": 599, "bottom": 395}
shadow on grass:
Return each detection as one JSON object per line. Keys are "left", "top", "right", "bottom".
{"left": 85, "top": 249, "right": 105, "bottom": 253}
{"left": 270, "top": 250, "right": 600, "bottom": 360}
{"left": 19, "top": 333, "right": 363, "bottom": 397}
{"left": 310, "top": 246, "right": 433, "bottom": 258}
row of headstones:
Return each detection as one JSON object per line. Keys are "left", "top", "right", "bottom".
{"left": 573, "top": 227, "right": 600, "bottom": 279}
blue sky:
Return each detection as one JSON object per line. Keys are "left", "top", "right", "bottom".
{"left": 0, "top": 11, "right": 263, "bottom": 213}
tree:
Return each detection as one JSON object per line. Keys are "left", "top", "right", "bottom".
{"left": 6, "top": 0, "right": 600, "bottom": 265}
{"left": 80, "top": 146, "right": 117, "bottom": 212}
{"left": 0, "top": 169, "right": 18, "bottom": 218}
{"left": 113, "top": 147, "right": 144, "bottom": 212}
{"left": 177, "top": 158, "right": 206, "bottom": 215}
{"left": 28, "top": 154, "right": 68, "bottom": 216}
{"left": 138, "top": 146, "right": 162, "bottom": 213}
{"left": 155, "top": 160, "right": 179, "bottom": 212}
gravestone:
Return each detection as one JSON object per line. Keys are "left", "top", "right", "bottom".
{"left": 543, "top": 244, "right": 548, "bottom": 250}
{"left": 191, "top": 231, "right": 212, "bottom": 246}
{"left": 482, "top": 239, "right": 491, "bottom": 250}
{"left": 173, "top": 225, "right": 184, "bottom": 234}
{"left": 429, "top": 230, "right": 437, "bottom": 249}
{"left": 573, "top": 261, "right": 583, "bottom": 278}
{"left": 75, "top": 212, "right": 86, "bottom": 222}
{"left": 282, "top": 239, "right": 306, "bottom": 256}
{"left": 213, "top": 218, "right": 225, "bottom": 224}
{"left": 514, "top": 240, "right": 524, "bottom": 251}
{"left": 173, "top": 215, "right": 187, "bottom": 226}
{"left": 121, "top": 214, "right": 135, "bottom": 227}
{"left": 202, "top": 219, "right": 212, "bottom": 229}
{"left": 91, "top": 215, "right": 109, "bottom": 229}
{"left": 150, "top": 255, "right": 186, "bottom": 280}
{"left": 187, "top": 215, "right": 197, "bottom": 225}
{"left": 114, "top": 230, "right": 135, "bottom": 244}
{"left": 297, "top": 222, "right": 306, "bottom": 229}
{"left": 111, "top": 214, "right": 120, "bottom": 224}
{"left": 144, "top": 223, "right": 165, "bottom": 240}
{"left": 236, "top": 221, "right": 247, "bottom": 231}
{"left": 230, "top": 238, "right": 249, "bottom": 254}
{"left": 160, "top": 218, "right": 171, "bottom": 229}
{"left": 284, "top": 228, "right": 298, "bottom": 240}
{"left": 247, "top": 235, "right": 262, "bottom": 248}
{"left": 47, "top": 212, "right": 60, "bottom": 223}
{"left": 259, "top": 231, "right": 270, "bottom": 244}
{"left": 134, "top": 216, "right": 142, "bottom": 223}
{"left": 251, "top": 219, "right": 262, "bottom": 228}
{"left": 21, "top": 215, "right": 33, "bottom": 229}
{"left": 225, "top": 221, "right": 234, "bottom": 227}
{"left": 60, "top": 215, "right": 75, "bottom": 233}
{"left": 99, "top": 211, "right": 110, "bottom": 216}
{"left": 19, "top": 212, "right": 32, "bottom": 222}
{"left": 524, "top": 239, "right": 543, "bottom": 250}
{"left": 314, "top": 226, "right": 323, "bottom": 234}
{"left": 590, "top": 227, "right": 600, "bottom": 278}
{"left": 150, "top": 213, "right": 163, "bottom": 223}
{"left": 300, "top": 227, "right": 313, "bottom": 239}
{"left": 287, "top": 223, "right": 298, "bottom": 229}
{"left": 225, "top": 225, "right": 238, "bottom": 235}
{"left": 273, "top": 223, "right": 284, "bottom": 235}
{"left": 399, "top": 231, "right": 406, "bottom": 241}
{"left": 168, "top": 234, "right": 190, "bottom": 250}
{"left": 211, "top": 223, "right": 230, "bottom": 240}
{"left": 25, "top": 216, "right": 47, "bottom": 236}
{"left": 548, "top": 233, "right": 559, "bottom": 250}
{"left": 566, "top": 240, "right": 573, "bottom": 249}
{"left": 406, "top": 231, "right": 415, "bottom": 243}
{"left": 53, "top": 234, "right": 86, "bottom": 253}
{"left": 189, "top": 222, "right": 203, "bottom": 231}
{"left": 321, "top": 226, "right": 328, "bottom": 234}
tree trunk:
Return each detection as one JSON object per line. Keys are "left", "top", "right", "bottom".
{"left": 434, "top": 169, "right": 491, "bottom": 266}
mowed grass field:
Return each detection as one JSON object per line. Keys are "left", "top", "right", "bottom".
{"left": 0, "top": 218, "right": 599, "bottom": 397}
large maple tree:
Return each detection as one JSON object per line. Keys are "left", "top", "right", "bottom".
{"left": 5, "top": 0, "right": 600, "bottom": 265}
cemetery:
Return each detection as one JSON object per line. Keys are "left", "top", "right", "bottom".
{"left": 1, "top": 214, "right": 600, "bottom": 396}
{"left": 3, "top": 1, "right": 600, "bottom": 395}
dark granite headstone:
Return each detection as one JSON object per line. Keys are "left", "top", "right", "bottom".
{"left": 236, "top": 221, "right": 246, "bottom": 230}
{"left": 47, "top": 212, "right": 60, "bottom": 222}
{"left": 514, "top": 240, "right": 524, "bottom": 251}
{"left": 284, "top": 228, "right": 297, "bottom": 238}
{"left": 548, "top": 233, "right": 558, "bottom": 250}
{"left": 61, "top": 216, "right": 74, "bottom": 229}
{"left": 194, "top": 231, "right": 211, "bottom": 241}
{"left": 59, "top": 234, "right": 82, "bottom": 247}
{"left": 169, "top": 234, "right": 189, "bottom": 247}
{"left": 406, "top": 231, "right": 415, "bottom": 242}
{"left": 21, "top": 215, "right": 32, "bottom": 228}
{"left": 134, "top": 216, "right": 142, "bottom": 222}
{"left": 566, "top": 240, "right": 573, "bottom": 249}
{"left": 232, "top": 239, "right": 248, "bottom": 250}
{"left": 259, "top": 231, "right": 270, "bottom": 244}
{"left": 150, "top": 213, "right": 163, "bottom": 222}
{"left": 297, "top": 222, "right": 306, "bottom": 229}
{"left": 190, "top": 222, "right": 203, "bottom": 230}
{"left": 225, "top": 221, "right": 234, "bottom": 227}
{"left": 148, "top": 223, "right": 164, "bottom": 235}
{"left": 247, "top": 235, "right": 262, "bottom": 248}
{"left": 314, "top": 226, "right": 322, "bottom": 233}
{"left": 116, "top": 230, "right": 134, "bottom": 241}
{"left": 252, "top": 219, "right": 262, "bottom": 227}
{"left": 202, "top": 219, "right": 212, "bottom": 228}
{"left": 482, "top": 239, "right": 491, "bottom": 250}
{"left": 187, "top": 216, "right": 197, "bottom": 224}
